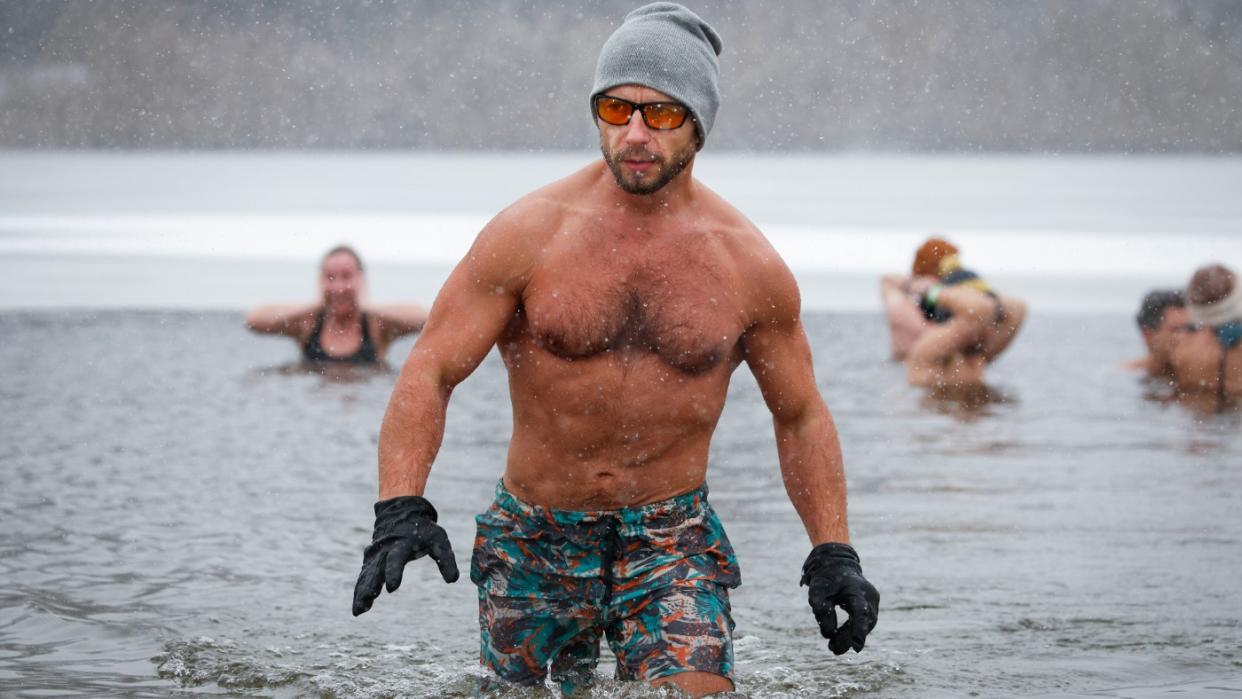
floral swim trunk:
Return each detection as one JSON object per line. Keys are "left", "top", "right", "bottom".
{"left": 469, "top": 480, "right": 742, "bottom": 691}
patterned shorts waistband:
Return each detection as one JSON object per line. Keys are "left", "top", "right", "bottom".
{"left": 491, "top": 479, "right": 710, "bottom": 527}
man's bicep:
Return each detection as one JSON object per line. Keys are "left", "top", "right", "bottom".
{"left": 743, "top": 320, "right": 822, "bottom": 424}
{"left": 403, "top": 217, "right": 531, "bottom": 387}
{"left": 409, "top": 268, "right": 517, "bottom": 386}
{"left": 739, "top": 238, "right": 823, "bottom": 422}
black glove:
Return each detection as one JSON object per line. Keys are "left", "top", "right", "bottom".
{"left": 352, "top": 495, "right": 459, "bottom": 617}
{"left": 800, "top": 542, "right": 880, "bottom": 655}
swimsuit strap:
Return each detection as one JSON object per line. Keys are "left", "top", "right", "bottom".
{"left": 1213, "top": 322, "right": 1241, "bottom": 410}
{"left": 1214, "top": 321, "right": 1242, "bottom": 350}
{"left": 1218, "top": 350, "right": 1227, "bottom": 409}
{"left": 302, "top": 310, "right": 327, "bottom": 360}
{"left": 1219, "top": 345, "right": 1230, "bottom": 409}
{"left": 302, "top": 309, "right": 378, "bottom": 364}
{"left": 918, "top": 283, "right": 953, "bottom": 323}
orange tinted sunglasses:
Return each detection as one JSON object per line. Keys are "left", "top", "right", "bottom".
{"left": 593, "top": 95, "right": 691, "bottom": 130}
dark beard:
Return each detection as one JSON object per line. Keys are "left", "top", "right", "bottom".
{"left": 601, "top": 141, "right": 696, "bottom": 195}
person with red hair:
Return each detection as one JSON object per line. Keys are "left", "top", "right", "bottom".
{"left": 880, "top": 237, "right": 1027, "bottom": 388}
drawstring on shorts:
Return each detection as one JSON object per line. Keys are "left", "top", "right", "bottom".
{"left": 599, "top": 515, "right": 623, "bottom": 613}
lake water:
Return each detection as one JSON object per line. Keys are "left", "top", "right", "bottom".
{"left": 2, "top": 309, "right": 1240, "bottom": 698}
{"left": 2, "top": 153, "right": 1241, "bottom": 697}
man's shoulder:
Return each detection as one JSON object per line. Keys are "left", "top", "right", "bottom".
{"left": 689, "top": 185, "right": 800, "bottom": 322}
{"left": 689, "top": 184, "right": 778, "bottom": 262}
{"left": 486, "top": 163, "right": 603, "bottom": 237}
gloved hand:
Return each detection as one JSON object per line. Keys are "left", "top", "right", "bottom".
{"left": 800, "top": 542, "right": 880, "bottom": 654}
{"left": 352, "top": 495, "right": 459, "bottom": 617}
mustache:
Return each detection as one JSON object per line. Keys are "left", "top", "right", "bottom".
{"left": 614, "top": 147, "right": 662, "bottom": 163}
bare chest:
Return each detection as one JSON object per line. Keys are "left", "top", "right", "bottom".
{"left": 518, "top": 246, "right": 745, "bottom": 373}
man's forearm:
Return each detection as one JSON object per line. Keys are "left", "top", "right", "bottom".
{"left": 378, "top": 359, "right": 451, "bottom": 499}
{"left": 775, "top": 404, "right": 851, "bottom": 546}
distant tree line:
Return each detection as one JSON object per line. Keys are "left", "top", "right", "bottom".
{"left": 1, "top": 0, "right": 1240, "bottom": 152}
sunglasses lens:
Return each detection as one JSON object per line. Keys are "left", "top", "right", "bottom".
{"left": 596, "top": 97, "right": 634, "bottom": 126}
{"left": 641, "top": 103, "right": 688, "bottom": 130}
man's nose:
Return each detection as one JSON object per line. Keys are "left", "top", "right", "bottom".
{"left": 623, "top": 111, "right": 651, "bottom": 144}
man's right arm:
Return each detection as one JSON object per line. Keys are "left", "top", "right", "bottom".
{"left": 352, "top": 204, "right": 545, "bottom": 616}
{"left": 376, "top": 213, "right": 533, "bottom": 499}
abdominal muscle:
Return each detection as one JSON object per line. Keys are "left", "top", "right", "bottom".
{"left": 498, "top": 343, "right": 734, "bottom": 511}
{"left": 502, "top": 439, "right": 713, "bottom": 511}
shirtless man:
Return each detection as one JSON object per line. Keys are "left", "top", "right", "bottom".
{"left": 1170, "top": 264, "right": 1242, "bottom": 403}
{"left": 349, "top": 4, "right": 879, "bottom": 696}
{"left": 1123, "top": 289, "right": 1189, "bottom": 377}
{"left": 245, "top": 245, "right": 427, "bottom": 365}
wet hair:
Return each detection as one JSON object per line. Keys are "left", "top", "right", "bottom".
{"left": 1135, "top": 289, "right": 1185, "bottom": 330}
{"left": 912, "top": 237, "right": 958, "bottom": 277}
{"left": 321, "top": 244, "right": 365, "bottom": 273}
{"left": 1186, "top": 263, "right": 1235, "bottom": 306}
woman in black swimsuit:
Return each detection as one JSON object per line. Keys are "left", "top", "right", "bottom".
{"left": 245, "top": 245, "right": 428, "bottom": 366}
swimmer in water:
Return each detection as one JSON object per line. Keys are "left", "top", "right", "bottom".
{"left": 881, "top": 237, "right": 1027, "bottom": 388}
{"left": 1170, "top": 263, "right": 1242, "bottom": 404}
{"left": 349, "top": 5, "right": 878, "bottom": 697}
{"left": 1124, "top": 289, "right": 1189, "bottom": 378}
{"left": 244, "top": 245, "right": 428, "bottom": 366}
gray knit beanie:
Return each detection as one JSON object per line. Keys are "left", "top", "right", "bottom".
{"left": 591, "top": 3, "right": 723, "bottom": 142}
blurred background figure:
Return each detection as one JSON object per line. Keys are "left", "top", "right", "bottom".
{"left": 1124, "top": 289, "right": 1189, "bottom": 377}
{"left": 881, "top": 237, "right": 1027, "bottom": 388}
{"left": 1170, "top": 263, "right": 1242, "bottom": 403}
{"left": 244, "top": 245, "right": 427, "bottom": 365}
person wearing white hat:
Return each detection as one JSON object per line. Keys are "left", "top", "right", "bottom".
{"left": 1171, "top": 263, "right": 1242, "bottom": 403}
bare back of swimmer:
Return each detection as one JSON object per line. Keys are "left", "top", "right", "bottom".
{"left": 884, "top": 275, "right": 1026, "bottom": 388}
{"left": 1170, "top": 264, "right": 1242, "bottom": 401}
{"left": 882, "top": 238, "right": 1026, "bottom": 387}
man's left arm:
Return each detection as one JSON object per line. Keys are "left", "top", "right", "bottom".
{"left": 742, "top": 255, "right": 848, "bottom": 545}
{"left": 741, "top": 253, "right": 880, "bottom": 655}
{"left": 742, "top": 310, "right": 848, "bottom": 546}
